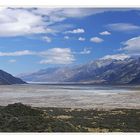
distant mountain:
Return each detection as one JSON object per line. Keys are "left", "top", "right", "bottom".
{"left": 0, "top": 70, "right": 26, "bottom": 85}
{"left": 19, "top": 57, "right": 140, "bottom": 84}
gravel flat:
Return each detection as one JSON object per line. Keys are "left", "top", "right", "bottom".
{"left": 0, "top": 84, "right": 140, "bottom": 109}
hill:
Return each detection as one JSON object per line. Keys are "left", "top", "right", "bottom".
{"left": 0, "top": 70, "right": 26, "bottom": 85}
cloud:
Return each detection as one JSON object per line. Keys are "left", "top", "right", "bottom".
{"left": 121, "top": 36, "right": 140, "bottom": 54}
{"left": 0, "top": 8, "right": 105, "bottom": 37}
{"left": 0, "top": 8, "right": 48, "bottom": 37}
{"left": 0, "top": 50, "right": 34, "bottom": 56}
{"left": 106, "top": 23, "right": 140, "bottom": 32}
{"left": 9, "top": 59, "right": 16, "bottom": 63}
{"left": 64, "top": 28, "right": 85, "bottom": 34}
{"left": 64, "top": 36, "right": 70, "bottom": 40}
{"left": 31, "top": 8, "right": 96, "bottom": 20}
{"left": 42, "top": 36, "right": 52, "bottom": 43}
{"left": 0, "top": 48, "right": 75, "bottom": 65}
{"left": 58, "top": 8, "right": 107, "bottom": 18}
{"left": 101, "top": 53, "right": 130, "bottom": 60}
{"left": 99, "top": 31, "right": 111, "bottom": 35}
{"left": 31, "top": 8, "right": 108, "bottom": 19}
{"left": 32, "top": 8, "right": 140, "bottom": 19}
{"left": 49, "top": 24, "right": 74, "bottom": 34}
{"left": 90, "top": 37, "right": 104, "bottom": 43}
{"left": 0, "top": 8, "right": 140, "bottom": 37}
{"left": 78, "top": 37, "right": 85, "bottom": 41}
{"left": 79, "top": 48, "right": 91, "bottom": 54}
{"left": 0, "top": 8, "right": 82, "bottom": 37}
{"left": 39, "top": 48, "right": 75, "bottom": 64}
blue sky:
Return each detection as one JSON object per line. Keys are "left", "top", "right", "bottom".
{"left": 0, "top": 8, "right": 140, "bottom": 75}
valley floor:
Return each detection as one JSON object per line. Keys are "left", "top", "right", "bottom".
{"left": 0, "top": 103, "right": 140, "bottom": 132}
{"left": 1, "top": 84, "right": 140, "bottom": 109}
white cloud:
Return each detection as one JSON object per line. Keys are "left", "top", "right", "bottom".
{"left": 99, "top": 31, "right": 111, "bottom": 35}
{"left": 9, "top": 59, "right": 16, "bottom": 63}
{"left": 0, "top": 8, "right": 48, "bottom": 37}
{"left": 39, "top": 47, "right": 91, "bottom": 64}
{"left": 90, "top": 37, "right": 104, "bottom": 43}
{"left": 101, "top": 53, "right": 130, "bottom": 60}
{"left": 80, "top": 48, "right": 91, "bottom": 54}
{"left": 78, "top": 37, "right": 85, "bottom": 41}
{"left": 0, "top": 8, "right": 80, "bottom": 37}
{"left": 65, "top": 28, "right": 85, "bottom": 34}
{"left": 42, "top": 36, "right": 52, "bottom": 43}
{"left": 0, "top": 8, "right": 139, "bottom": 37}
{"left": 0, "top": 8, "right": 104, "bottom": 37}
{"left": 39, "top": 48, "right": 75, "bottom": 64}
{"left": 106, "top": 23, "right": 140, "bottom": 32}
{"left": 64, "top": 36, "right": 70, "bottom": 40}
{"left": 0, "top": 48, "right": 75, "bottom": 65}
{"left": 0, "top": 50, "right": 34, "bottom": 56}
{"left": 121, "top": 36, "right": 140, "bottom": 54}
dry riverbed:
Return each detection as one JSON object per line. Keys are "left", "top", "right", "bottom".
{"left": 0, "top": 84, "right": 140, "bottom": 109}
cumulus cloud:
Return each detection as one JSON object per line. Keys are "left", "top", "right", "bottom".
{"left": 0, "top": 8, "right": 48, "bottom": 37}
{"left": 39, "top": 48, "right": 75, "bottom": 64}
{"left": 90, "top": 37, "right": 104, "bottom": 43}
{"left": 0, "top": 48, "right": 75, "bottom": 65}
{"left": 64, "top": 28, "right": 85, "bottom": 34}
{"left": 101, "top": 53, "right": 130, "bottom": 60}
{"left": 99, "top": 31, "right": 111, "bottom": 35}
{"left": 106, "top": 23, "right": 140, "bottom": 32}
{"left": 78, "top": 37, "right": 85, "bottom": 41}
{"left": 121, "top": 36, "right": 140, "bottom": 54}
{"left": 42, "top": 36, "right": 52, "bottom": 43}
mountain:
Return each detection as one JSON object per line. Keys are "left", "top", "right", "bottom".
{"left": 0, "top": 70, "right": 26, "bottom": 85}
{"left": 18, "top": 57, "right": 140, "bottom": 84}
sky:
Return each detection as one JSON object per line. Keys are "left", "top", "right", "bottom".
{"left": 0, "top": 7, "right": 140, "bottom": 75}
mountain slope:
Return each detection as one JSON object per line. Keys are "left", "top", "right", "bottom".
{"left": 19, "top": 57, "right": 140, "bottom": 84}
{"left": 0, "top": 70, "right": 26, "bottom": 85}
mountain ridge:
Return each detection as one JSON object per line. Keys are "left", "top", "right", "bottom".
{"left": 18, "top": 57, "right": 140, "bottom": 84}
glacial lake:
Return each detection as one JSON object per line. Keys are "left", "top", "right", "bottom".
{"left": 0, "top": 84, "right": 140, "bottom": 109}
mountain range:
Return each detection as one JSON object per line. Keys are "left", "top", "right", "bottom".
{"left": 0, "top": 70, "right": 25, "bottom": 85}
{"left": 18, "top": 57, "right": 140, "bottom": 84}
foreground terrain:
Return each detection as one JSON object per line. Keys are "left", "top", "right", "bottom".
{"left": 0, "top": 103, "right": 140, "bottom": 132}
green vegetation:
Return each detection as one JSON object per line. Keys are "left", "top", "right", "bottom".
{"left": 0, "top": 103, "right": 140, "bottom": 132}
